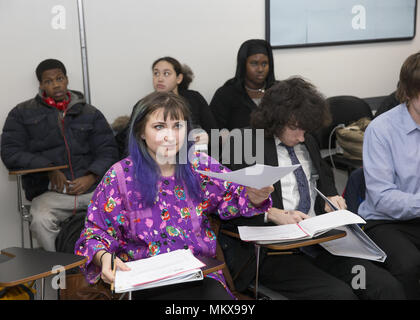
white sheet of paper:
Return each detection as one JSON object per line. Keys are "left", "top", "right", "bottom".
{"left": 238, "top": 224, "right": 309, "bottom": 242}
{"left": 196, "top": 163, "right": 300, "bottom": 189}
{"left": 299, "top": 210, "right": 366, "bottom": 237}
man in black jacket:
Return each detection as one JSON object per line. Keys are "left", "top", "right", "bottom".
{"left": 1, "top": 59, "right": 118, "bottom": 251}
{"left": 219, "top": 77, "right": 405, "bottom": 299}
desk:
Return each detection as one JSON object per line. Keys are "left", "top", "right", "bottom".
{"left": 199, "top": 256, "right": 226, "bottom": 276}
{"left": 221, "top": 229, "right": 346, "bottom": 299}
{"left": 253, "top": 229, "right": 346, "bottom": 299}
{"left": 0, "top": 247, "right": 87, "bottom": 299}
{"left": 9, "top": 165, "right": 69, "bottom": 248}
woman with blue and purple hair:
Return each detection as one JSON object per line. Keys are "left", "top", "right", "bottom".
{"left": 75, "top": 91, "right": 273, "bottom": 299}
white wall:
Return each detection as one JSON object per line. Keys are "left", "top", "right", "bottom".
{"left": 83, "top": 0, "right": 420, "bottom": 124}
{"left": 0, "top": 0, "right": 83, "bottom": 248}
{"left": 0, "top": 0, "right": 419, "bottom": 248}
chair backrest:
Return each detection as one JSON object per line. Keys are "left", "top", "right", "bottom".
{"left": 314, "top": 95, "right": 373, "bottom": 149}
{"left": 207, "top": 216, "right": 237, "bottom": 291}
{"left": 342, "top": 167, "right": 366, "bottom": 213}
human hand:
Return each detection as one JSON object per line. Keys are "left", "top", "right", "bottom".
{"left": 193, "top": 130, "right": 209, "bottom": 145}
{"left": 98, "top": 252, "right": 131, "bottom": 285}
{"left": 67, "top": 174, "right": 97, "bottom": 195}
{"left": 267, "top": 207, "right": 309, "bottom": 225}
{"left": 246, "top": 185, "right": 274, "bottom": 207}
{"left": 325, "top": 195, "right": 347, "bottom": 212}
{"left": 48, "top": 169, "right": 68, "bottom": 193}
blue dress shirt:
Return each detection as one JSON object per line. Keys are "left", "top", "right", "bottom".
{"left": 358, "top": 104, "right": 420, "bottom": 221}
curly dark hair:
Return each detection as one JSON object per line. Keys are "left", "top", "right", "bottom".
{"left": 250, "top": 77, "right": 331, "bottom": 137}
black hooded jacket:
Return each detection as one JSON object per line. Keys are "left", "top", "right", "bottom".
{"left": 210, "top": 39, "right": 276, "bottom": 131}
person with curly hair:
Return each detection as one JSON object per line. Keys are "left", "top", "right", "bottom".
{"left": 219, "top": 77, "right": 405, "bottom": 300}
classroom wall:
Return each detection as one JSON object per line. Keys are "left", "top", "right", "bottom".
{"left": 0, "top": 0, "right": 419, "bottom": 248}
{"left": 81, "top": 0, "right": 420, "bottom": 124}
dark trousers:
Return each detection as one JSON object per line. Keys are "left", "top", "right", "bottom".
{"left": 132, "top": 278, "right": 233, "bottom": 300}
{"left": 364, "top": 219, "right": 420, "bottom": 299}
{"left": 258, "top": 248, "right": 405, "bottom": 300}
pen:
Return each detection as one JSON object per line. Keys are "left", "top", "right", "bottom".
{"left": 110, "top": 252, "right": 116, "bottom": 293}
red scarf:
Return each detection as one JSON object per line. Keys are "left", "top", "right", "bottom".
{"left": 43, "top": 92, "right": 71, "bottom": 111}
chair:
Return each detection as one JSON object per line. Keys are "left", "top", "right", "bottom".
{"left": 342, "top": 167, "right": 366, "bottom": 213}
{"left": 374, "top": 91, "right": 398, "bottom": 118}
{"left": 208, "top": 215, "right": 254, "bottom": 300}
{"left": 314, "top": 95, "right": 373, "bottom": 175}
{"left": 9, "top": 165, "right": 68, "bottom": 249}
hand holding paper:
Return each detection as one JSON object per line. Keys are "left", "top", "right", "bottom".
{"left": 246, "top": 185, "right": 275, "bottom": 207}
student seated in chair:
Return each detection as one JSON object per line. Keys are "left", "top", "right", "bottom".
{"left": 210, "top": 39, "right": 276, "bottom": 131}
{"left": 219, "top": 77, "right": 405, "bottom": 300}
{"left": 359, "top": 52, "right": 420, "bottom": 299}
{"left": 74, "top": 91, "right": 273, "bottom": 300}
{"left": 0, "top": 59, "right": 119, "bottom": 251}
{"left": 115, "top": 56, "right": 216, "bottom": 159}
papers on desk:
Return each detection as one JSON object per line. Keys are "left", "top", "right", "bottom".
{"left": 196, "top": 163, "right": 300, "bottom": 189}
{"left": 114, "top": 249, "right": 205, "bottom": 293}
{"left": 238, "top": 210, "right": 365, "bottom": 244}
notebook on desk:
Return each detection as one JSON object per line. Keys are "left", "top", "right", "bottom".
{"left": 238, "top": 209, "right": 365, "bottom": 244}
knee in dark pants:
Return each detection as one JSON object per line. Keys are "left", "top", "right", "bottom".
{"left": 327, "top": 284, "right": 359, "bottom": 300}
{"left": 358, "top": 266, "right": 407, "bottom": 300}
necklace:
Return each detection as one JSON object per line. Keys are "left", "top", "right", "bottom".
{"left": 244, "top": 84, "right": 265, "bottom": 93}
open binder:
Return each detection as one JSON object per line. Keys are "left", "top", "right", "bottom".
{"left": 114, "top": 249, "right": 205, "bottom": 293}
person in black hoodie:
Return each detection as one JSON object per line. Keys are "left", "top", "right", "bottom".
{"left": 115, "top": 57, "right": 216, "bottom": 158}
{"left": 210, "top": 39, "right": 276, "bottom": 131}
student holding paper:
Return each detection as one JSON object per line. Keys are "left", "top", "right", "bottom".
{"left": 220, "top": 77, "right": 405, "bottom": 299}
{"left": 74, "top": 91, "right": 273, "bottom": 299}
{"left": 359, "top": 52, "right": 420, "bottom": 299}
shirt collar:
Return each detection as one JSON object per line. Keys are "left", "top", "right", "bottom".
{"left": 274, "top": 135, "right": 304, "bottom": 149}
{"left": 274, "top": 135, "right": 282, "bottom": 146}
{"left": 401, "top": 103, "right": 420, "bottom": 135}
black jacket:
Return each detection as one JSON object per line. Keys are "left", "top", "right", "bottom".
{"left": 219, "top": 129, "right": 338, "bottom": 291}
{"left": 178, "top": 89, "right": 218, "bottom": 134}
{"left": 1, "top": 90, "right": 119, "bottom": 200}
{"left": 210, "top": 82, "right": 259, "bottom": 131}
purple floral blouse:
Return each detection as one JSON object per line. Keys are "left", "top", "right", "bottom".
{"left": 75, "top": 152, "right": 271, "bottom": 289}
